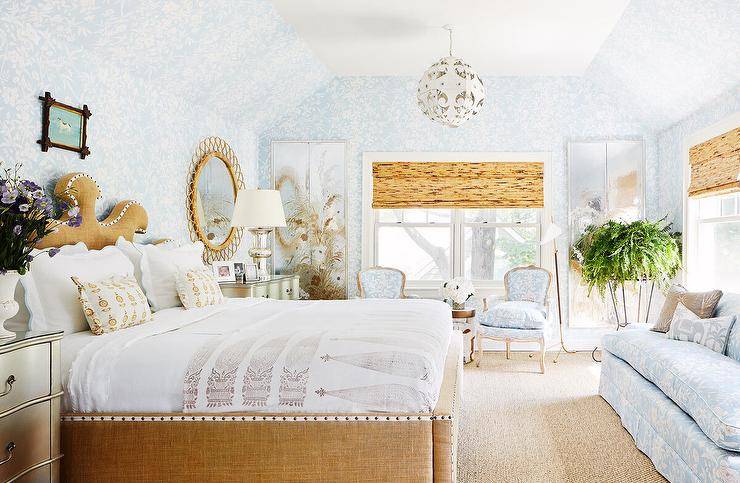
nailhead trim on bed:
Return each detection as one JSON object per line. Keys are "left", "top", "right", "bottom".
{"left": 61, "top": 414, "right": 453, "bottom": 422}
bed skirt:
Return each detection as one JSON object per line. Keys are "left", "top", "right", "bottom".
{"left": 60, "top": 332, "right": 463, "bottom": 482}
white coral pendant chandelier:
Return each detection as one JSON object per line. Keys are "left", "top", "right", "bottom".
{"left": 417, "top": 25, "right": 486, "bottom": 128}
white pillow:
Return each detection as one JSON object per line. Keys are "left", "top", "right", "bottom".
{"left": 115, "top": 236, "right": 177, "bottom": 289}
{"left": 21, "top": 245, "right": 134, "bottom": 333}
{"left": 140, "top": 242, "right": 205, "bottom": 311}
{"left": 8, "top": 242, "right": 88, "bottom": 332}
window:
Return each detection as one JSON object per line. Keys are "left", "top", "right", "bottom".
{"left": 688, "top": 193, "right": 740, "bottom": 292}
{"left": 374, "top": 208, "right": 540, "bottom": 285}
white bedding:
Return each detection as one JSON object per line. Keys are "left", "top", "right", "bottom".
{"left": 63, "top": 298, "right": 452, "bottom": 414}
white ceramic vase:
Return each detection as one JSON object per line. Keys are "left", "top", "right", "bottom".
{"left": 0, "top": 270, "right": 20, "bottom": 339}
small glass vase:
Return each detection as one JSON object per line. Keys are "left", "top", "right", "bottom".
{"left": 452, "top": 301, "right": 466, "bottom": 310}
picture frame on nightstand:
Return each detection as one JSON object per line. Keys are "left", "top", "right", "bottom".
{"left": 244, "top": 263, "right": 258, "bottom": 281}
{"left": 212, "top": 261, "right": 236, "bottom": 283}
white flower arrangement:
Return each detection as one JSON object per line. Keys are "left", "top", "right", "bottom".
{"left": 440, "top": 278, "right": 476, "bottom": 308}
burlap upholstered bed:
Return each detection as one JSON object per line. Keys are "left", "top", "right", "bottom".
{"left": 60, "top": 333, "right": 462, "bottom": 482}
{"left": 38, "top": 173, "right": 462, "bottom": 482}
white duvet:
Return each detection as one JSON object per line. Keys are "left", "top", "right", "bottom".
{"left": 64, "top": 298, "right": 452, "bottom": 414}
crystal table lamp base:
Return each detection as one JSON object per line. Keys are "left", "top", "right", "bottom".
{"left": 248, "top": 227, "right": 273, "bottom": 281}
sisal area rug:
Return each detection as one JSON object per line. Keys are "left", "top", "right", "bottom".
{"left": 457, "top": 352, "right": 666, "bottom": 482}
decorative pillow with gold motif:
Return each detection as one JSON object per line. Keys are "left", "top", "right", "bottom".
{"left": 72, "top": 275, "right": 153, "bottom": 335}
{"left": 175, "top": 267, "right": 225, "bottom": 309}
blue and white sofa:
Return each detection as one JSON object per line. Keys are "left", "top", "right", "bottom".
{"left": 599, "top": 293, "right": 740, "bottom": 483}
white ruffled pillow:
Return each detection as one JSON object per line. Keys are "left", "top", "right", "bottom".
{"left": 21, "top": 245, "right": 134, "bottom": 333}
{"left": 139, "top": 242, "right": 205, "bottom": 311}
{"left": 175, "top": 267, "right": 225, "bottom": 309}
{"left": 72, "top": 274, "right": 153, "bottom": 335}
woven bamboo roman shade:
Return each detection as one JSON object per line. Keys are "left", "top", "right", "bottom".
{"left": 688, "top": 127, "right": 740, "bottom": 198}
{"left": 372, "top": 161, "right": 544, "bottom": 209}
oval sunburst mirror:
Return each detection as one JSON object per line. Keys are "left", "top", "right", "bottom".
{"left": 187, "top": 136, "right": 245, "bottom": 263}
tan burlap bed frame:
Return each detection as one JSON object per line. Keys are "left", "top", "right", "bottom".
{"left": 40, "top": 173, "right": 462, "bottom": 482}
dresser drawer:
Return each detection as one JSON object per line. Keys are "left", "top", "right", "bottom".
{"left": 0, "top": 402, "right": 51, "bottom": 482}
{"left": 11, "top": 462, "right": 51, "bottom": 483}
{"left": 0, "top": 344, "right": 51, "bottom": 414}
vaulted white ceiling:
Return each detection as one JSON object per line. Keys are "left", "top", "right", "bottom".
{"left": 271, "top": 0, "right": 631, "bottom": 76}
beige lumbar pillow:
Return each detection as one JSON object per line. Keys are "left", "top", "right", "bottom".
{"left": 651, "top": 285, "right": 723, "bottom": 333}
{"left": 72, "top": 275, "right": 153, "bottom": 335}
{"left": 175, "top": 267, "right": 225, "bottom": 309}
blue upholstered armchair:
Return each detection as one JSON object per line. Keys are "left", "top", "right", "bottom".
{"left": 357, "top": 267, "right": 415, "bottom": 299}
{"left": 475, "top": 265, "right": 552, "bottom": 373}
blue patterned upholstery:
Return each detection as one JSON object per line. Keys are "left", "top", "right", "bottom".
{"left": 603, "top": 328, "right": 740, "bottom": 451}
{"left": 600, "top": 351, "right": 740, "bottom": 483}
{"left": 477, "top": 326, "right": 544, "bottom": 341}
{"left": 715, "top": 293, "right": 740, "bottom": 362}
{"left": 357, "top": 267, "right": 406, "bottom": 299}
{"left": 478, "top": 301, "right": 547, "bottom": 329}
{"left": 505, "top": 266, "right": 551, "bottom": 305}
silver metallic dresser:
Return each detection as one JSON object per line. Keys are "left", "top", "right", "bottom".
{"left": 0, "top": 331, "right": 63, "bottom": 482}
{"left": 219, "top": 274, "right": 300, "bottom": 300}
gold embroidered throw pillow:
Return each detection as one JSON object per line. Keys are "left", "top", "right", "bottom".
{"left": 175, "top": 267, "right": 225, "bottom": 309}
{"left": 72, "top": 275, "right": 153, "bottom": 335}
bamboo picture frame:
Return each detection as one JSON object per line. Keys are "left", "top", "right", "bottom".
{"left": 37, "top": 92, "right": 91, "bottom": 159}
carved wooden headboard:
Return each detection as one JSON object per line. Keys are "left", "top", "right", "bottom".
{"left": 36, "top": 173, "right": 148, "bottom": 250}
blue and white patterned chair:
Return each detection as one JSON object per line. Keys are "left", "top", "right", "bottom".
{"left": 357, "top": 267, "right": 413, "bottom": 299}
{"left": 475, "top": 265, "right": 552, "bottom": 373}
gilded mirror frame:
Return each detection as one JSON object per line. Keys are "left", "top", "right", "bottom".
{"left": 187, "top": 136, "right": 245, "bottom": 263}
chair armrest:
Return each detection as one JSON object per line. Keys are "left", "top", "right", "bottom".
{"left": 482, "top": 294, "right": 506, "bottom": 312}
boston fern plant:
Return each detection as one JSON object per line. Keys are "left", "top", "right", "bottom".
{"left": 572, "top": 218, "right": 681, "bottom": 298}
{"left": 0, "top": 164, "right": 83, "bottom": 275}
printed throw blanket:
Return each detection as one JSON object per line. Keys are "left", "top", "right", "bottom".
{"left": 183, "top": 299, "right": 452, "bottom": 413}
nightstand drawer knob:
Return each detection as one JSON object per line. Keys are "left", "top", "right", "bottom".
{"left": 0, "top": 441, "right": 14, "bottom": 465}
{"left": 0, "top": 375, "right": 14, "bottom": 398}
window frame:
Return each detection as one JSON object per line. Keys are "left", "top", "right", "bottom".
{"left": 686, "top": 193, "right": 740, "bottom": 291}
{"left": 682, "top": 112, "right": 740, "bottom": 290}
{"left": 362, "top": 153, "right": 553, "bottom": 293}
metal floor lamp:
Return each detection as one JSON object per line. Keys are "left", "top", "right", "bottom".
{"left": 540, "top": 221, "right": 575, "bottom": 363}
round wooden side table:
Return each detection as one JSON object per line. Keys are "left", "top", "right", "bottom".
{"left": 451, "top": 308, "right": 476, "bottom": 364}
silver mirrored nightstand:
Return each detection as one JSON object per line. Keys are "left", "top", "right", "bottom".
{"left": 0, "top": 330, "right": 63, "bottom": 482}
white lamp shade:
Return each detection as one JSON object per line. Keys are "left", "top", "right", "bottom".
{"left": 539, "top": 222, "right": 563, "bottom": 246}
{"left": 230, "top": 189, "right": 287, "bottom": 228}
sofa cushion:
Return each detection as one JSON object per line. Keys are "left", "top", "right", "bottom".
{"left": 652, "top": 286, "right": 723, "bottom": 333}
{"left": 479, "top": 301, "right": 546, "bottom": 329}
{"left": 716, "top": 293, "right": 740, "bottom": 363}
{"left": 603, "top": 329, "right": 740, "bottom": 451}
{"left": 668, "top": 313, "right": 737, "bottom": 354}
{"left": 600, "top": 351, "right": 740, "bottom": 482}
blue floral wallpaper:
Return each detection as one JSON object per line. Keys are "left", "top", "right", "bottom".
{"left": 1, "top": 0, "right": 737, "bottom": 307}
{"left": 0, "top": 0, "right": 330, "bottom": 243}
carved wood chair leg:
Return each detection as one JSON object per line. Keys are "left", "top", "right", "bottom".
{"left": 505, "top": 340, "right": 511, "bottom": 360}
{"left": 539, "top": 337, "right": 545, "bottom": 374}
{"left": 476, "top": 335, "right": 483, "bottom": 367}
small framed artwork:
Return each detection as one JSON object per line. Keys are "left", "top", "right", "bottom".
{"left": 233, "top": 262, "right": 246, "bottom": 283}
{"left": 37, "top": 91, "right": 92, "bottom": 159}
{"left": 244, "top": 263, "right": 258, "bottom": 281}
{"left": 212, "top": 261, "right": 236, "bottom": 283}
